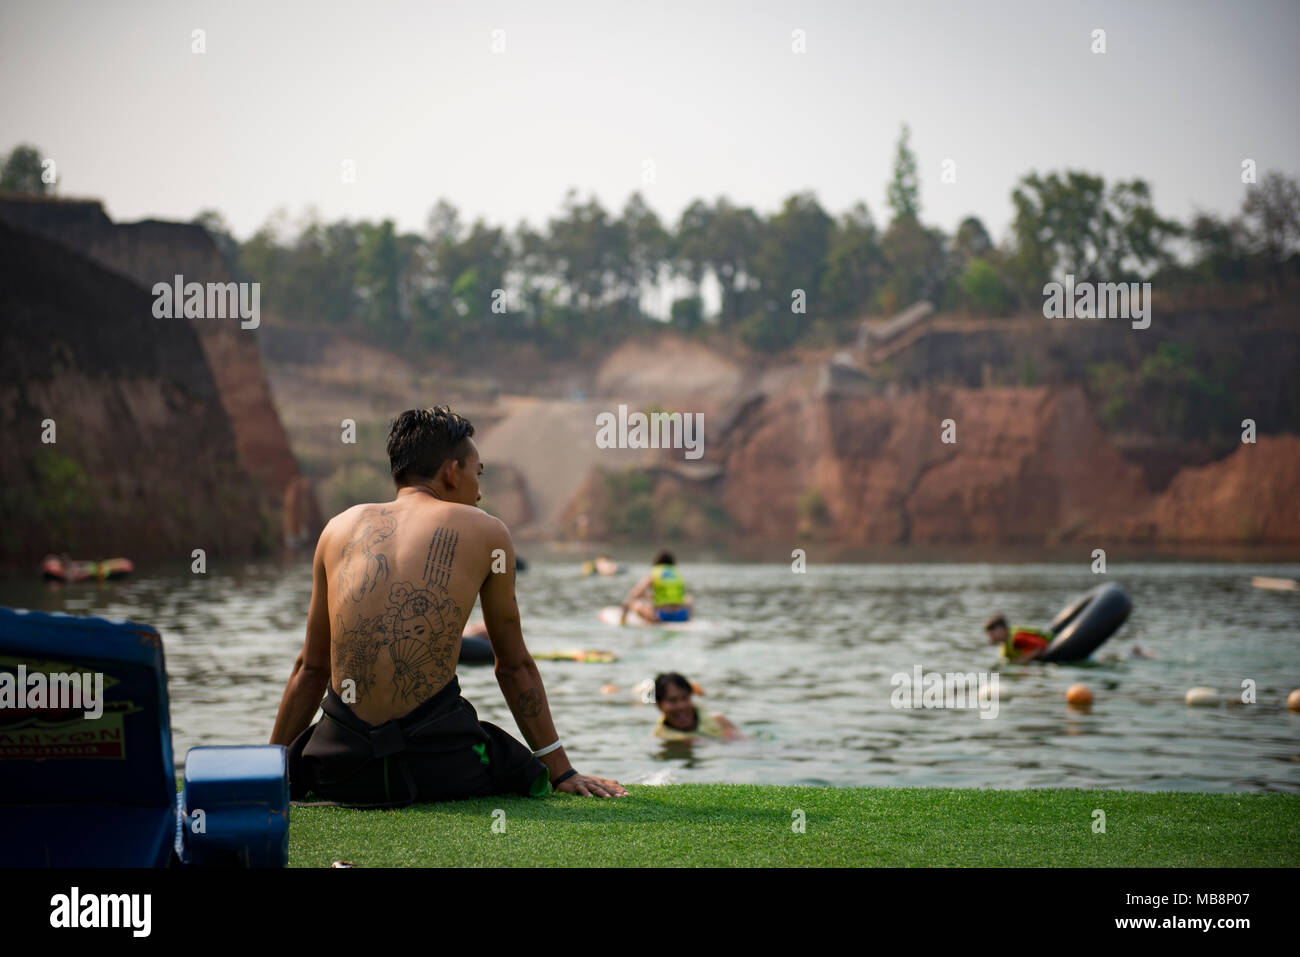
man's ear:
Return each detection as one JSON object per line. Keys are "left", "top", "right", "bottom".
{"left": 439, "top": 458, "right": 460, "bottom": 489}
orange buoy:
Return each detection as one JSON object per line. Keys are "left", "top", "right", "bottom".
{"left": 1287, "top": 689, "right": 1300, "bottom": 712}
{"left": 1066, "top": 684, "right": 1093, "bottom": 707}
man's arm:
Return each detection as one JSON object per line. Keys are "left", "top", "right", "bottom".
{"left": 480, "top": 518, "right": 626, "bottom": 797}
{"left": 619, "top": 574, "right": 652, "bottom": 624}
{"left": 714, "top": 714, "right": 744, "bottom": 741}
{"left": 270, "top": 528, "right": 333, "bottom": 746}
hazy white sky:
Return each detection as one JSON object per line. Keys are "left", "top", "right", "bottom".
{"left": 2, "top": 0, "right": 1297, "bottom": 243}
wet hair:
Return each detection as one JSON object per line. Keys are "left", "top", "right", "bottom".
{"left": 985, "top": 614, "right": 1008, "bottom": 632}
{"left": 387, "top": 407, "right": 475, "bottom": 487}
{"left": 653, "top": 551, "right": 675, "bottom": 566}
{"left": 654, "top": 672, "right": 692, "bottom": 702}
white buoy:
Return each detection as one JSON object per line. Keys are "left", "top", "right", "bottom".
{"left": 1185, "top": 687, "right": 1220, "bottom": 707}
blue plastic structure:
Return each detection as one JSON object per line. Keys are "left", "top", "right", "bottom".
{"left": 0, "top": 607, "right": 288, "bottom": 867}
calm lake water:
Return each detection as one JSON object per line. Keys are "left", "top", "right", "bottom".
{"left": 4, "top": 558, "right": 1298, "bottom": 793}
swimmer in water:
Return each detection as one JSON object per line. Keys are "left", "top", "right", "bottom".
{"left": 621, "top": 551, "right": 693, "bottom": 624}
{"left": 985, "top": 613, "right": 1052, "bottom": 663}
{"left": 653, "top": 672, "right": 742, "bottom": 741}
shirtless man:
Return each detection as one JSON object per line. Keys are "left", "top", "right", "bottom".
{"left": 271, "top": 406, "right": 627, "bottom": 800}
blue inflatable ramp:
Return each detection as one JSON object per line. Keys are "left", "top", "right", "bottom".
{"left": 183, "top": 746, "right": 289, "bottom": 867}
{"left": 0, "top": 607, "right": 288, "bottom": 867}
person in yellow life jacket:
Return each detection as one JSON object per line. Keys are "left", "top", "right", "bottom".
{"left": 653, "top": 672, "right": 742, "bottom": 741}
{"left": 620, "top": 551, "right": 693, "bottom": 624}
{"left": 985, "top": 613, "right": 1053, "bottom": 663}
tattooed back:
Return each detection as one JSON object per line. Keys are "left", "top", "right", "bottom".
{"left": 323, "top": 496, "right": 490, "bottom": 724}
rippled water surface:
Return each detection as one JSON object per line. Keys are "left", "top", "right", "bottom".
{"left": 4, "top": 559, "right": 1298, "bottom": 792}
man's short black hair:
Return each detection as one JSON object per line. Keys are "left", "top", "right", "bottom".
{"left": 985, "top": 614, "right": 1008, "bottom": 632}
{"left": 654, "top": 551, "right": 675, "bottom": 566}
{"left": 654, "top": 672, "right": 692, "bottom": 702}
{"left": 387, "top": 407, "right": 475, "bottom": 487}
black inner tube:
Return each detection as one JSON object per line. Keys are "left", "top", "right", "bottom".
{"left": 1039, "top": 583, "right": 1132, "bottom": 663}
{"left": 458, "top": 635, "right": 494, "bottom": 664}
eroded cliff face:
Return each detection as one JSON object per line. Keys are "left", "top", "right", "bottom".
{"left": 716, "top": 384, "right": 1146, "bottom": 545}
{"left": 0, "top": 220, "right": 269, "bottom": 564}
{"left": 551, "top": 358, "right": 1299, "bottom": 548}
{"left": 0, "top": 195, "right": 320, "bottom": 549}
{"left": 1123, "top": 435, "right": 1300, "bottom": 544}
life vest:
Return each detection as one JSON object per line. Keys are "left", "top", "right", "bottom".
{"left": 650, "top": 564, "right": 685, "bottom": 607}
{"left": 1005, "top": 626, "right": 1052, "bottom": 661}
{"left": 654, "top": 707, "right": 727, "bottom": 741}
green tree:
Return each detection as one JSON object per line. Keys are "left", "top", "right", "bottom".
{"left": 951, "top": 216, "right": 993, "bottom": 269}
{"left": 1241, "top": 171, "right": 1300, "bottom": 290}
{"left": 1009, "top": 171, "right": 1181, "bottom": 289}
{"left": 237, "top": 210, "right": 290, "bottom": 311}
{"left": 356, "top": 219, "right": 401, "bottom": 325}
{"left": 670, "top": 295, "right": 704, "bottom": 330}
{"left": 960, "top": 258, "right": 1008, "bottom": 315}
{"left": 703, "top": 198, "right": 763, "bottom": 326}
{"left": 0, "top": 144, "right": 51, "bottom": 194}
{"left": 752, "top": 191, "right": 834, "bottom": 322}
{"left": 618, "top": 192, "right": 670, "bottom": 321}
{"left": 878, "top": 214, "right": 948, "bottom": 311}
{"left": 192, "top": 209, "right": 241, "bottom": 275}
{"left": 674, "top": 198, "right": 714, "bottom": 299}
{"left": 1188, "top": 212, "right": 1250, "bottom": 284}
{"left": 546, "top": 189, "right": 621, "bottom": 319}
{"left": 821, "top": 202, "right": 883, "bottom": 318}
{"left": 886, "top": 125, "right": 920, "bottom": 224}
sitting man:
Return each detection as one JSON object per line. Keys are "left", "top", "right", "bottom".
{"left": 620, "top": 551, "right": 692, "bottom": 624}
{"left": 271, "top": 406, "right": 627, "bottom": 803}
{"left": 985, "top": 613, "right": 1053, "bottom": 663}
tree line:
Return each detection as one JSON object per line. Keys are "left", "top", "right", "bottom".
{"left": 4, "top": 136, "right": 1298, "bottom": 353}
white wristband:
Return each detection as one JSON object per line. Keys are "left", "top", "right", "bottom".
{"left": 532, "top": 739, "right": 563, "bottom": 758}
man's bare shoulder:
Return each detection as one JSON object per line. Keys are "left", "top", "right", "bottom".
{"left": 326, "top": 501, "right": 393, "bottom": 528}
{"left": 318, "top": 502, "right": 393, "bottom": 546}
{"left": 469, "top": 506, "right": 511, "bottom": 538}
{"left": 422, "top": 501, "right": 510, "bottom": 537}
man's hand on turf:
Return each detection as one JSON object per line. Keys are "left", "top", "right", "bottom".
{"left": 555, "top": 773, "right": 628, "bottom": 798}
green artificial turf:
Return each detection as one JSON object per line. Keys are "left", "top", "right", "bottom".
{"left": 287, "top": 784, "right": 1300, "bottom": 867}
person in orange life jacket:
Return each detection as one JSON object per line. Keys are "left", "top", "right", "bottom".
{"left": 620, "top": 551, "right": 693, "bottom": 624}
{"left": 985, "top": 613, "right": 1053, "bottom": 663}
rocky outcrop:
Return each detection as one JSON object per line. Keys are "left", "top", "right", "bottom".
{"left": 717, "top": 384, "right": 1153, "bottom": 545}
{"left": 0, "top": 220, "right": 269, "bottom": 565}
{"left": 1124, "top": 435, "right": 1300, "bottom": 544}
{"left": 0, "top": 194, "right": 317, "bottom": 546}
{"left": 470, "top": 325, "right": 1299, "bottom": 547}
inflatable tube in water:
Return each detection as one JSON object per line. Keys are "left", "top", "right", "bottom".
{"left": 458, "top": 635, "right": 615, "bottom": 664}
{"left": 41, "top": 556, "right": 134, "bottom": 582}
{"left": 1038, "top": 583, "right": 1132, "bottom": 663}
{"left": 459, "top": 635, "right": 495, "bottom": 664}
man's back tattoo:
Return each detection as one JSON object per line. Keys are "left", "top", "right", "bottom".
{"left": 423, "top": 527, "right": 458, "bottom": 590}
{"left": 337, "top": 510, "right": 395, "bottom": 602}
{"left": 333, "top": 524, "right": 464, "bottom": 709}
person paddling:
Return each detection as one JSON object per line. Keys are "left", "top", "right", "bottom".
{"left": 985, "top": 614, "right": 1052, "bottom": 663}
{"left": 271, "top": 406, "right": 627, "bottom": 803}
{"left": 620, "top": 551, "right": 693, "bottom": 624}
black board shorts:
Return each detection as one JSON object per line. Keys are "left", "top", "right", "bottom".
{"left": 287, "top": 676, "right": 549, "bottom": 806}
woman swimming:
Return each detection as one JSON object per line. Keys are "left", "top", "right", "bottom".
{"left": 653, "top": 672, "right": 742, "bottom": 741}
